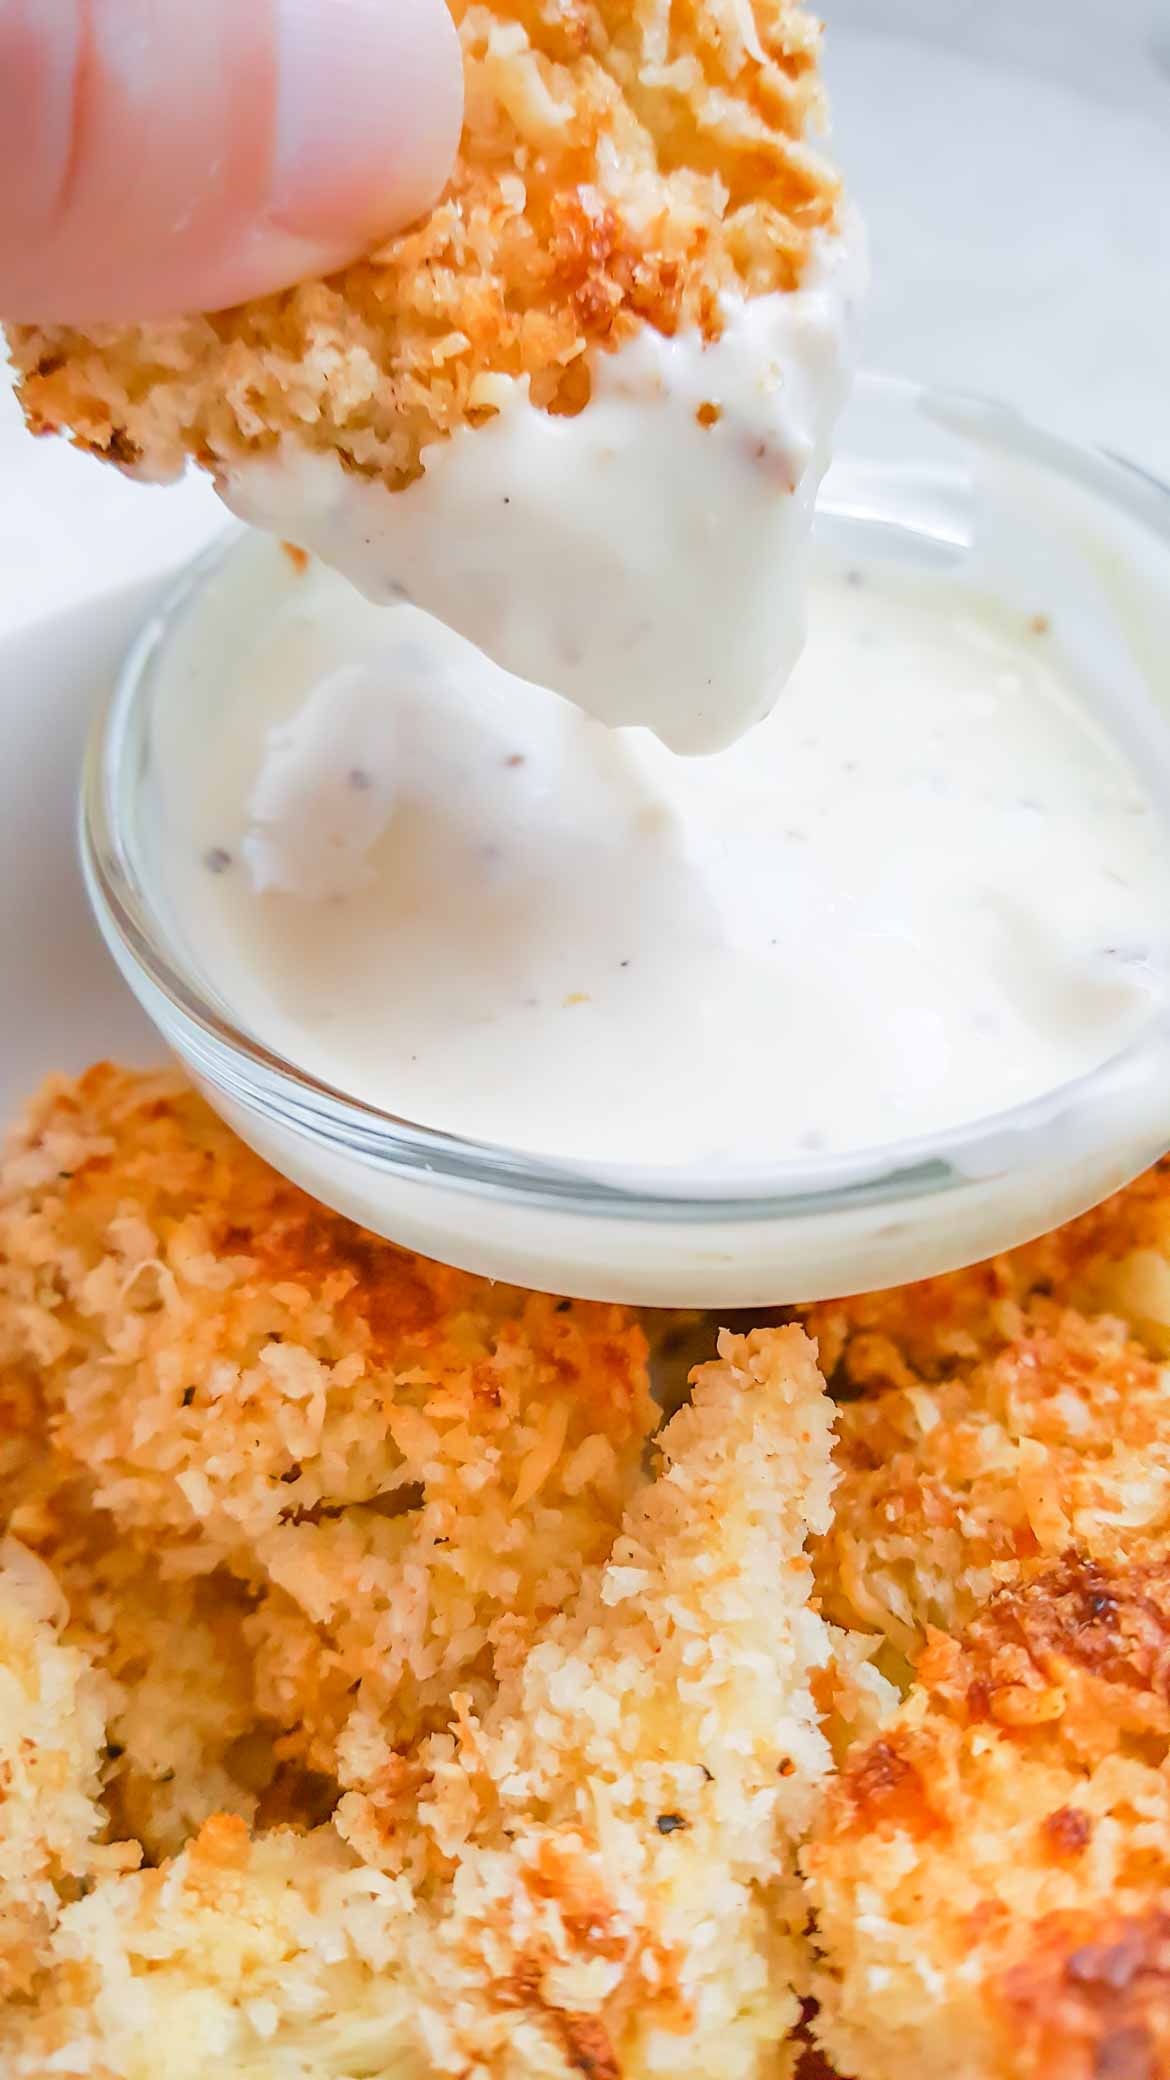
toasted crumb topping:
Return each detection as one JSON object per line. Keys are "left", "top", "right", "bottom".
{"left": 807, "top": 1553, "right": 1170, "bottom": 2080}
{"left": 816, "top": 1305, "right": 1170, "bottom": 1658}
{"left": 7, "top": 1063, "right": 1170, "bottom": 2074}
{"left": 0, "top": 1066, "right": 655, "bottom": 1786}
{"left": 6, "top": 0, "right": 837, "bottom": 492}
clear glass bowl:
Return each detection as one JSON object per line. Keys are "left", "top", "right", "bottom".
{"left": 81, "top": 374, "right": 1170, "bottom": 1306}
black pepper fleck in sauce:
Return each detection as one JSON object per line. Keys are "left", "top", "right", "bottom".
{"left": 203, "top": 846, "right": 232, "bottom": 874}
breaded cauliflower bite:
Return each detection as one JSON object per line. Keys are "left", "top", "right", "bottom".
{"left": 805, "top": 1555, "right": 1170, "bottom": 2080}
{"left": 6, "top": 0, "right": 838, "bottom": 489}
{"left": 798, "top": 1163, "right": 1170, "bottom": 2080}
{"left": 11, "top": 1064, "right": 1170, "bottom": 2076}
{"left": 817, "top": 1304, "right": 1170, "bottom": 1662}
{"left": 0, "top": 1327, "right": 840, "bottom": 2079}
{"left": 0, "top": 1537, "right": 115, "bottom": 1996}
{"left": 1, "top": 1065, "right": 654, "bottom": 1778}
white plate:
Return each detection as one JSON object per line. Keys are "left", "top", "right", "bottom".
{"left": 2, "top": 21, "right": 1168, "bottom": 1147}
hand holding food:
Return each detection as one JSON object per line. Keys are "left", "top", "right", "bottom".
{"left": 7, "top": 0, "right": 857, "bottom": 748}
{"left": 0, "top": 0, "right": 462, "bottom": 321}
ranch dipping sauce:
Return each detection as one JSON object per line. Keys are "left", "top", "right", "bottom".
{"left": 219, "top": 227, "right": 864, "bottom": 757}
{"left": 147, "top": 537, "right": 1170, "bottom": 1176}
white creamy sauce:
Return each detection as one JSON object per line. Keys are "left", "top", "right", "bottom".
{"left": 149, "top": 538, "right": 1170, "bottom": 1174}
{"left": 219, "top": 230, "right": 862, "bottom": 755}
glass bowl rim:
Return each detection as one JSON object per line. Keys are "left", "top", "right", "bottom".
{"left": 80, "top": 368, "right": 1170, "bottom": 1225}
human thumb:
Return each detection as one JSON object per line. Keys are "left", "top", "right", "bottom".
{"left": 0, "top": 0, "right": 463, "bottom": 323}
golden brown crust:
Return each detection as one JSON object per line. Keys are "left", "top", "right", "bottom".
{"left": 922, "top": 1554, "right": 1170, "bottom": 1748}
{"left": 0, "top": 1063, "right": 655, "bottom": 1796}
{"left": 829, "top": 1731, "right": 941, "bottom": 1841}
{"left": 815, "top": 1302, "right": 1170, "bottom": 1661}
{"left": 801, "top": 1157, "right": 1170, "bottom": 1395}
{"left": 6, "top": 0, "right": 838, "bottom": 490}
{"left": 12, "top": 1063, "right": 1170, "bottom": 2072}
{"left": 994, "top": 1910, "right": 1170, "bottom": 2080}
{"left": 806, "top": 1161, "right": 1170, "bottom": 2080}
{"left": 820, "top": 1555, "right": 1170, "bottom": 1843}
{"left": 807, "top": 1557, "right": 1170, "bottom": 2080}
{"left": 0, "top": 1304, "right": 839, "bottom": 2078}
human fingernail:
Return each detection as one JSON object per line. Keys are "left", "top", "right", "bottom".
{"left": 272, "top": 0, "right": 462, "bottom": 246}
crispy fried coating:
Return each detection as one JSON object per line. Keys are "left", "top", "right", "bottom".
{"left": 241, "top": 1267, "right": 653, "bottom": 1770}
{"left": 396, "top": 1325, "right": 838, "bottom": 2077}
{"left": 817, "top": 1305, "right": 1170, "bottom": 1661}
{"left": 6, "top": 0, "right": 838, "bottom": 490}
{"left": 0, "top": 1537, "right": 114, "bottom": 1996}
{"left": 0, "top": 1065, "right": 655, "bottom": 1776}
{"left": 805, "top": 1554, "right": 1170, "bottom": 2080}
{"left": 800, "top": 1157, "right": 1170, "bottom": 1401}
{"left": 9, "top": 1058, "right": 1170, "bottom": 2075}
{"left": 801, "top": 1162, "right": 1170, "bottom": 2076}
{"left": 0, "top": 1820, "right": 416, "bottom": 2080}
{"left": 1, "top": 1328, "right": 839, "bottom": 2079}
{"left": 0, "top": 1359, "right": 265, "bottom": 1864}
{"left": 63, "top": 1540, "right": 263, "bottom": 1861}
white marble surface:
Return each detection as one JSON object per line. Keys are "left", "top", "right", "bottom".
{"left": 826, "top": 11, "right": 1170, "bottom": 475}
{"left": 0, "top": 15, "right": 1167, "bottom": 1115}
{"left": 828, "top": 0, "right": 1170, "bottom": 119}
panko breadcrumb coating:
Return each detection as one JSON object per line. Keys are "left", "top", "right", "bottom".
{"left": 9, "top": 1062, "right": 1170, "bottom": 2075}
{"left": 801, "top": 1163, "right": 1170, "bottom": 2079}
{"left": 802, "top": 1155, "right": 1170, "bottom": 1395}
{"left": 1, "top": 1327, "right": 839, "bottom": 2079}
{"left": 805, "top": 1555, "right": 1170, "bottom": 2080}
{"left": 0, "top": 1537, "right": 114, "bottom": 1996}
{"left": 0, "top": 1380, "right": 267, "bottom": 1863}
{"left": 5, "top": 0, "right": 839, "bottom": 490}
{"left": 47, "top": 1521, "right": 262, "bottom": 1862}
{"left": 0, "top": 1065, "right": 654, "bottom": 1776}
{"left": 817, "top": 1304, "right": 1170, "bottom": 1662}
{"left": 0, "top": 1385, "right": 274, "bottom": 1870}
